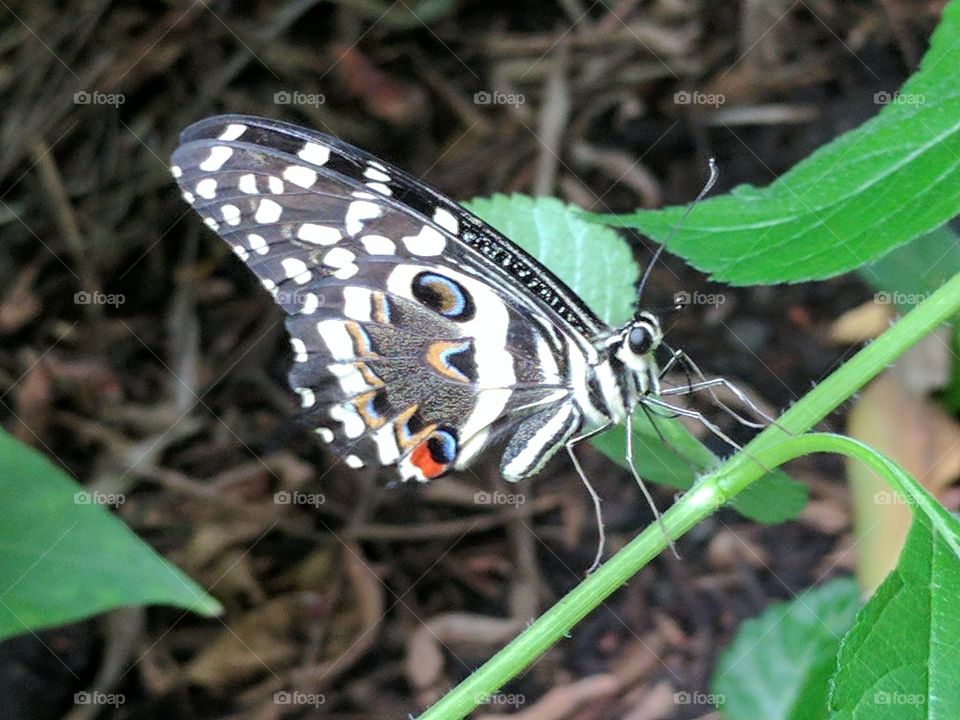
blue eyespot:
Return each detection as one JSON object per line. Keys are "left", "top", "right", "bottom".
{"left": 412, "top": 272, "right": 475, "bottom": 321}
{"left": 427, "top": 427, "right": 458, "bottom": 464}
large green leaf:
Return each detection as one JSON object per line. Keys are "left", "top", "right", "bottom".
{"left": 0, "top": 429, "right": 222, "bottom": 641}
{"left": 827, "top": 444, "right": 960, "bottom": 719}
{"left": 466, "top": 193, "right": 807, "bottom": 523}
{"left": 588, "top": 0, "right": 960, "bottom": 285}
{"left": 712, "top": 578, "right": 861, "bottom": 720}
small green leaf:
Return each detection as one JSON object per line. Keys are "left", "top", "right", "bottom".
{"left": 712, "top": 578, "right": 861, "bottom": 720}
{"left": 467, "top": 193, "right": 806, "bottom": 523}
{"left": 0, "top": 429, "right": 222, "bottom": 641}
{"left": 588, "top": 0, "right": 960, "bottom": 285}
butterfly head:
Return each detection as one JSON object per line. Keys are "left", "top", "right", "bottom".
{"left": 617, "top": 311, "right": 662, "bottom": 371}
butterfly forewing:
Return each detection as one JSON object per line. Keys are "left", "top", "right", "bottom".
{"left": 171, "top": 115, "right": 599, "bottom": 482}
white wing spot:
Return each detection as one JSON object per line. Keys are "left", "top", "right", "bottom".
{"left": 361, "top": 235, "right": 395, "bottom": 255}
{"left": 281, "top": 257, "right": 312, "bottom": 284}
{"left": 255, "top": 198, "right": 283, "bottom": 224}
{"left": 364, "top": 166, "right": 390, "bottom": 182}
{"left": 170, "top": 165, "right": 182, "bottom": 178}
{"left": 330, "top": 404, "right": 365, "bottom": 439}
{"left": 402, "top": 225, "right": 446, "bottom": 256}
{"left": 297, "top": 223, "right": 341, "bottom": 245}
{"left": 301, "top": 292, "right": 320, "bottom": 315}
{"left": 345, "top": 454, "right": 364, "bottom": 469}
{"left": 204, "top": 217, "right": 220, "bottom": 231}
{"left": 334, "top": 263, "right": 359, "bottom": 279}
{"left": 318, "top": 321, "right": 354, "bottom": 360}
{"left": 290, "top": 337, "right": 308, "bottom": 362}
{"left": 433, "top": 207, "right": 459, "bottom": 233}
{"left": 195, "top": 178, "right": 217, "bottom": 199}
{"left": 345, "top": 200, "right": 382, "bottom": 236}
{"left": 221, "top": 204, "right": 241, "bottom": 226}
{"left": 181, "top": 191, "right": 195, "bottom": 204}
{"left": 323, "top": 247, "right": 356, "bottom": 269}
{"left": 238, "top": 173, "right": 258, "bottom": 194}
{"left": 282, "top": 165, "right": 318, "bottom": 188}
{"left": 366, "top": 181, "right": 392, "bottom": 196}
{"left": 298, "top": 142, "right": 330, "bottom": 166}
{"left": 267, "top": 176, "right": 284, "bottom": 194}
{"left": 296, "top": 387, "right": 317, "bottom": 408}
{"left": 247, "top": 233, "right": 268, "bottom": 255}
{"left": 217, "top": 123, "right": 247, "bottom": 141}
{"left": 199, "top": 146, "right": 233, "bottom": 172}
{"left": 351, "top": 191, "right": 376, "bottom": 200}
{"left": 232, "top": 245, "right": 248, "bottom": 260}
{"left": 343, "top": 287, "right": 372, "bottom": 321}
{"left": 316, "top": 427, "right": 334, "bottom": 443}
{"left": 262, "top": 277, "right": 276, "bottom": 291}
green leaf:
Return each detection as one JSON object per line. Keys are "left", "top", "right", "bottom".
{"left": 712, "top": 578, "right": 861, "bottom": 720}
{"left": 827, "top": 454, "right": 960, "bottom": 719}
{"left": 464, "top": 193, "right": 641, "bottom": 326}
{"left": 0, "top": 429, "right": 222, "bottom": 641}
{"left": 861, "top": 224, "right": 960, "bottom": 310}
{"left": 467, "top": 193, "right": 807, "bottom": 523}
{"left": 587, "top": 0, "right": 960, "bottom": 285}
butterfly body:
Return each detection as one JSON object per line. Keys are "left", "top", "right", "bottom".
{"left": 171, "top": 115, "right": 663, "bottom": 484}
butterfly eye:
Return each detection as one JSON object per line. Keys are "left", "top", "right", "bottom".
{"left": 627, "top": 325, "right": 654, "bottom": 355}
{"left": 412, "top": 271, "right": 476, "bottom": 321}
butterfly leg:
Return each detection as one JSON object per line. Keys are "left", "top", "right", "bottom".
{"left": 658, "top": 344, "right": 776, "bottom": 429}
{"left": 626, "top": 412, "right": 681, "bottom": 560}
{"left": 565, "top": 425, "right": 612, "bottom": 574}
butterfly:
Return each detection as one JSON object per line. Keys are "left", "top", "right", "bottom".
{"left": 170, "top": 115, "right": 677, "bottom": 515}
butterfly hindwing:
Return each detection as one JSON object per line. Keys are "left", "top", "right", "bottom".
{"left": 171, "top": 115, "right": 596, "bottom": 481}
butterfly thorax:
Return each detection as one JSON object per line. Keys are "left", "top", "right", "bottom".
{"left": 579, "top": 311, "right": 663, "bottom": 431}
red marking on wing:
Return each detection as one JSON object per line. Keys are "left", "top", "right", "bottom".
{"left": 410, "top": 440, "right": 447, "bottom": 480}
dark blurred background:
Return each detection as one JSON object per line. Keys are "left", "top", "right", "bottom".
{"left": 0, "top": 1, "right": 943, "bottom": 718}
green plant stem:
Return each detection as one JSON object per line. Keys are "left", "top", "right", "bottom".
{"left": 419, "top": 271, "right": 960, "bottom": 720}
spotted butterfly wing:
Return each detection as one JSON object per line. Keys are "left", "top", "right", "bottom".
{"left": 171, "top": 115, "right": 613, "bottom": 483}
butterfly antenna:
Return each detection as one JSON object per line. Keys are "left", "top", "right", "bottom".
{"left": 636, "top": 157, "right": 719, "bottom": 307}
